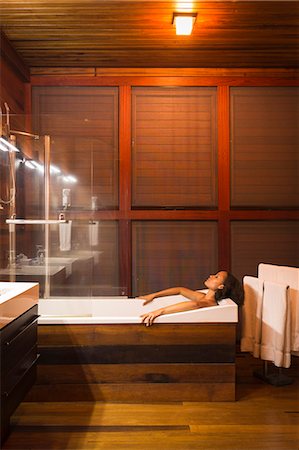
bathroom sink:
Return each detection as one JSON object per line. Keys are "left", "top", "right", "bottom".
{"left": 46, "top": 257, "right": 77, "bottom": 264}
{"left": 45, "top": 257, "right": 77, "bottom": 276}
{"left": 67, "top": 250, "right": 103, "bottom": 264}
{"left": 0, "top": 265, "right": 66, "bottom": 276}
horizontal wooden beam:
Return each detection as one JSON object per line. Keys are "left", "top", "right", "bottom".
{"left": 30, "top": 75, "right": 299, "bottom": 86}
{"left": 30, "top": 67, "right": 299, "bottom": 78}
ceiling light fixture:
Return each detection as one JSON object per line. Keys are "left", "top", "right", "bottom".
{"left": 172, "top": 12, "right": 197, "bottom": 35}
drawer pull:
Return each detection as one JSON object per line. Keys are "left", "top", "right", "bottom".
{"left": 3, "top": 354, "right": 40, "bottom": 397}
{"left": 5, "top": 316, "right": 39, "bottom": 346}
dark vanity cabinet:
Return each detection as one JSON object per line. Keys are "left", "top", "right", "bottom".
{"left": 0, "top": 284, "right": 39, "bottom": 445}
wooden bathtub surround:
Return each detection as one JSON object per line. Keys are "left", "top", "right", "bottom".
{"left": 29, "top": 322, "right": 236, "bottom": 403}
{"left": 0, "top": 283, "right": 39, "bottom": 444}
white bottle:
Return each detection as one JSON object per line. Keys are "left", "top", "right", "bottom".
{"left": 62, "top": 189, "right": 71, "bottom": 209}
{"left": 91, "top": 196, "right": 98, "bottom": 210}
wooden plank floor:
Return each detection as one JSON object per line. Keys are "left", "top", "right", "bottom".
{"left": 3, "top": 354, "right": 299, "bottom": 450}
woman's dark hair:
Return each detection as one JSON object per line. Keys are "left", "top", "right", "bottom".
{"left": 215, "top": 272, "right": 244, "bottom": 306}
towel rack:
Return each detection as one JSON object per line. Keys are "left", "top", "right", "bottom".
{"left": 6, "top": 219, "right": 67, "bottom": 224}
{"left": 254, "top": 361, "right": 293, "bottom": 386}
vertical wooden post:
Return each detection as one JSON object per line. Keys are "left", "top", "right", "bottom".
{"left": 217, "top": 85, "right": 231, "bottom": 270}
{"left": 44, "top": 135, "right": 50, "bottom": 298}
{"left": 118, "top": 85, "right": 132, "bottom": 295}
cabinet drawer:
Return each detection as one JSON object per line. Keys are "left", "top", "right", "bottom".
{"left": 1, "top": 305, "right": 38, "bottom": 344}
{"left": 2, "top": 357, "right": 38, "bottom": 419}
{"left": 2, "top": 318, "right": 38, "bottom": 374}
{"left": 2, "top": 346, "right": 38, "bottom": 395}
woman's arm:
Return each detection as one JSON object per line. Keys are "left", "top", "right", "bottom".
{"left": 140, "top": 296, "right": 216, "bottom": 327}
{"left": 139, "top": 286, "right": 204, "bottom": 305}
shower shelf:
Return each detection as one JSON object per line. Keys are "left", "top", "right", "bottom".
{"left": 6, "top": 219, "right": 66, "bottom": 225}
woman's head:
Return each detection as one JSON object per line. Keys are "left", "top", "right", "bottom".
{"left": 205, "top": 271, "right": 244, "bottom": 306}
{"left": 204, "top": 271, "right": 228, "bottom": 291}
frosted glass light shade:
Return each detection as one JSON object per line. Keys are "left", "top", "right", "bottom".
{"left": 173, "top": 13, "right": 197, "bottom": 35}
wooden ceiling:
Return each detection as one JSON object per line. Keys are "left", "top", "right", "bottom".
{"left": 0, "top": 0, "right": 298, "bottom": 69}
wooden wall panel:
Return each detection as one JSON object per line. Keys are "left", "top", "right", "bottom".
{"left": 132, "top": 221, "right": 218, "bottom": 296}
{"left": 132, "top": 87, "right": 217, "bottom": 208}
{"left": 32, "top": 86, "right": 119, "bottom": 210}
{"left": 0, "top": 34, "right": 29, "bottom": 270}
{"left": 0, "top": 59, "right": 27, "bottom": 115}
{"left": 230, "top": 87, "right": 299, "bottom": 208}
{"left": 231, "top": 221, "right": 299, "bottom": 282}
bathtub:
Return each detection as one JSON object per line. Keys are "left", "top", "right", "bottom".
{"left": 31, "top": 294, "right": 238, "bottom": 403}
{"left": 38, "top": 294, "right": 238, "bottom": 324}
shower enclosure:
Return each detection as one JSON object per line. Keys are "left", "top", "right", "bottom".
{"left": 0, "top": 111, "right": 122, "bottom": 299}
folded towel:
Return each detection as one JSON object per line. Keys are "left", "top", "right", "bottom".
{"left": 241, "top": 276, "right": 264, "bottom": 358}
{"left": 89, "top": 221, "right": 99, "bottom": 247}
{"left": 59, "top": 221, "right": 72, "bottom": 252}
{"left": 259, "top": 263, "right": 299, "bottom": 354}
{"left": 260, "top": 280, "right": 290, "bottom": 368}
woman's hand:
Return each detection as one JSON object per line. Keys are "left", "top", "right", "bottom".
{"left": 138, "top": 293, "right": 156, "bottom": 306}
{"left": 140, "top": 309, "right": 162, "bottom": 326}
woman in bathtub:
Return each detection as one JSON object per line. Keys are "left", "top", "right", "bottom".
{"left": 139, "top": 271, "right": 244, "bottom": 326}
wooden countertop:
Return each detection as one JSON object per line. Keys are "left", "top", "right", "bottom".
{"left": 0, "top": 282, "right": 39, "bottom": 330}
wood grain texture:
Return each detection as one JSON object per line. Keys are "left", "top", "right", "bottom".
{"left": 30, "top": 74, "right": 299, "bottom": 86}
{"left": 2, "top": 354, "right": 298, "bottom": 450}
{"left": 230, "top": 86, "right": 299, "bottom": 208}
{"left": 37, "top": 344, "right": 235, "bottom": 364}
{"left": 36, "top": 363, "right": 235, "bottom": 384}
{"left": 25, "top": 382, "right": 236, "bottom": 403}
{"left": 32, "top": 361, "right": 236, "bottom": 401}
{"left": 32, "top": 86, "right": 119, "bottom": 209}
{"left": 0, "top": 31, "right": 30, "bottom": 81}
{"left": 38, "top": 323, "right": 236, "bottom": 346}
{"left": 35, "top": 322, "right": 236, "bottom": 402}
{"left": 1, "top": 1, "right": 298, "bottom": 69}
{"left": 131, "top": 221, "right": 218, "bottom": 296}
{"left": 131, "top": 87, "right": 217, "bottom": 208}
{"left": 231, "top": 221, "right": 299, "bottom": 281}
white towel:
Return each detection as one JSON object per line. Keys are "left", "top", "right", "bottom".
{"left": 89, "top": 221, "right": 99, "bottom": 247}
{"left": 241, "top": 276, "right": 264, "bottom": 358}
{"left": 260, "top": 280, "right": 290, "bottom": 368}
{"left": 259, "top": 263, "right": 299, "bottom": 354}
{"left": 59, "top": 221, "right": 72, "bottom": 252}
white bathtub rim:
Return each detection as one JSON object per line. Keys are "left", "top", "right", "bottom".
{"left": 38, "top": 297, "right": 238, "bottom": 324}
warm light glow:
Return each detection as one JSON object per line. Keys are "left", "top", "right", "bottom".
{"left": 0, "top": 137, "right": 20, "bottom": 152}
{"left": 50, "top": 164, "right": 61, "bottom": 174}
{"left": 173, "top": 13, "right": 197, "bottom": 35}
{"left": 31, "top": 160, "right": 44, "bottom": 173}
{"left": 176, "top": 2, "right": 193, "bottom": 10}
{"left": 63, "top": 175, "right": 77, "bottom": 183}
{"left": 0, "top": 142, "right": 9, "bottom": 152}
{"left": 25, "top": 160, "right": 36, "bottom": 169}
